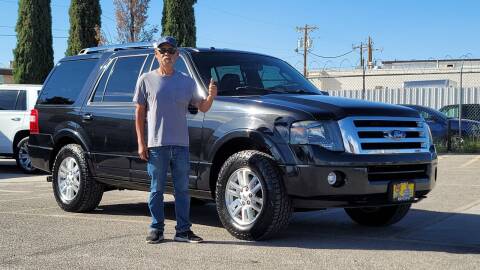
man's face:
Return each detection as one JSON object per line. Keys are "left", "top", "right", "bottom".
{"left": 155, "top": 44, "right": 178, "bottom": 68}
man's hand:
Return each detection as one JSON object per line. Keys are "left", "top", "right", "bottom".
{"left": 138, "top": 143, "right": 149, "bottom": 161}
{"left": 209, "top": 78, "right": 217, "bottom": 97}
{"left": 198, "top": 79, "right": 217, "bottom": 113}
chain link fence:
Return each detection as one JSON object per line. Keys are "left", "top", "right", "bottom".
{"left": 308, "top": 63, "right": 480, "bottom": 153}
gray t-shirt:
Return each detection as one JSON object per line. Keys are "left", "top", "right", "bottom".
{"left": 133, "top": 70, "right": 203, "bottom": 148}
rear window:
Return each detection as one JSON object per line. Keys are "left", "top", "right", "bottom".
{"left": 38, "top": 59, "right": 98, "bottom": 105}
{"left": 0, "top": 90, "right": 19, "bottom": 110}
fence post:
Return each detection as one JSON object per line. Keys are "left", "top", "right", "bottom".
{"left": 447, "top": 119, "right": 452, "bottom": 152}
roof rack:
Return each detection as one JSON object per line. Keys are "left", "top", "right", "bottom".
{"left": 78, "top": 42, "right": 153, "bottom": 55}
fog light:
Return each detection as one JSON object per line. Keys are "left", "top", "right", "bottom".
{"left": 327, "top": 171, "right": 345, "bottom": 187}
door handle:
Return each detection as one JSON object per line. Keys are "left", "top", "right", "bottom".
{"left": 82, "top": 113, "right": 93, "bottom": 121}
{"left": 11, "top": 117, "right": 21, "bottom": 121}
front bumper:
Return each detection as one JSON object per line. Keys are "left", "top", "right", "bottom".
{"left": 282, "top": 145, "right": 437, "bottom": 208}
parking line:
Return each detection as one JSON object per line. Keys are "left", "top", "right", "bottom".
{"left": 0, "top": 195, "right": 51, "bottom": 202}
{"left": 459, "top": 155, "right": 480, "bottom": 168}
{"left": 0, "top": 211, "right": 150, "bottom": 225}
{"left": 0, "top": 189, "right": 32, "bottom": 193}
{"left": 0, "top": 196, "right": 147, "bottom": 214}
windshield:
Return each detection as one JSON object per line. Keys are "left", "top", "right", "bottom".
{"left": 411, "top": 105, "right": 448, "bottom": 121}
{"left": 190, "top": 52, "right": 322, "bottom": 96}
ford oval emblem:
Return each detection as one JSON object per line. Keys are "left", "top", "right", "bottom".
{"left": 384, "top": 130, "right": 406, "bottom": 140}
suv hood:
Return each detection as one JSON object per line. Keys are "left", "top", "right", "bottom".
{"left": 258, "top": 94, "right": 420, "bottom": 120}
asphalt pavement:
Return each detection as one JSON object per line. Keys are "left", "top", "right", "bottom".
{"left": 0, "top": 155, "right": 479, "bottom": 270}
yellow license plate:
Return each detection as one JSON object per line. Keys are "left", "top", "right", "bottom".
{"left": 391, "top": 182, "right": 415, "bottom": 202}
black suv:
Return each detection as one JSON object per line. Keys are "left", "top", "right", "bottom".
{"left": 29, "top": 43, "right": 437, "bottom": 240}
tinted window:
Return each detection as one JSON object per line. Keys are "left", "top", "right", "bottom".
{"left": 15, "top": 90, "right": 27, "bottom": 110}
{"left": 152, "top": 56, "right": 190, "bottom": 76}
{"left": 102, "top": 55, "right": 146, "bottom": 102}
{"left": 0, "top": 90, "right": 19, "bottom": 110}
{"left": 259, "top": 65, "right": 292, "bottom": 88}
{"left": 38, "top": 59, "right": 98, "bottom": 105}
{"left": 92, "top": 59, "right": 116, "bottom": 102}
{"left": 191, "top": 52, "right": 321, "bottom": 96}
{"left": 441, "top": 106, "right": 458, "bottom": 118}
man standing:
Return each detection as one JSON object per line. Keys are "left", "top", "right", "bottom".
{"left": 133, "top": 36, "right": 217, "bottom": 244}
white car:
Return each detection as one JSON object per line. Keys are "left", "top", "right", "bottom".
{"left": 0, "top": 84, "right": 42, "bottom": 173}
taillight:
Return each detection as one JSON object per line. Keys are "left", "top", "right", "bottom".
{"left": 30, "top": 109, "right": 39, "bottom": 134}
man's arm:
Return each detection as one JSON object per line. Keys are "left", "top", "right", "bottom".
{"left": 135, "top": 104, "right": 148, "bottom": 161}
{"left": 198, "top": 78, "right": 217, "bottom": 113}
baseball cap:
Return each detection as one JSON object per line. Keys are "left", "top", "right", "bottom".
{"left": 153, "top": 36, "right": 178, "bottom": 48}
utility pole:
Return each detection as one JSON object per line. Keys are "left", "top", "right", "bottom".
{"left": 366, "top": 36, "right": 382, "bottom": 69}
{"left": 367, "top": 36, "right": 373, "bottom": 69}
{"left": 296, "top": 24, "right": 317, "bottom": 77}
{"left": 353, "top": 42, "right": 367, "bottom": 99}
{"left": 353, "top": 37, "right": 381, "bottom": 99}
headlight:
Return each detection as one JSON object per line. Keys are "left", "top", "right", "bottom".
{"left": 290, "top": 121, "right": 344, "bottom": 151}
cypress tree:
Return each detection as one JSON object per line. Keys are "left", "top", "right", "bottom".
{"left": 13, "top": 0, "right": 54, "bottom": 84}
{"left": 161, "top": 0, "right": 196, "bottom": 47}
{"left": 66, "top": 0, "right": 102, "bottom": 56}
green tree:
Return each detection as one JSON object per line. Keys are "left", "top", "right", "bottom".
{"left": 161, "top": 0, "right": 196, "bottom": 47}
{"left": 66, "top": 0, "right": 102, "bottom": 56}
{"left": 13, "top": 0, "right": 53, "bottom": 84}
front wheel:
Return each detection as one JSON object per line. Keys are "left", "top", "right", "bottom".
{"left": 15, "top": 137, "right": 37, "bottom": 174}
{"left": 216, "top": 150, "right": 292, "bottom": 240}
{"left": 345, "top": 204, "right": 411, "bottom": 226}
{"left": 52, "top": 144, "right": 104, "bottom": 212}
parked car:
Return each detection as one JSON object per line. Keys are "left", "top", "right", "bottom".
{"left": 28, "top": 43, "right": 437, "bottom": 240}
{"left": 0, "top": 84, "right": 42, "bottom": 173}
{"left": 440, "top": 104, "right": 480, "bottom": 122}
{"left": 402, "top": 104, "right": 480, "bottom": 140}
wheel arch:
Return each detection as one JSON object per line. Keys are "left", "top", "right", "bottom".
{"left": 12, "top": 130, "right": 29, "bottom": 153}
{"left": 207, "top": 129, "right": 287, "bottom": 198}
{"left": 50, "top": 129, "right": 92, "bottom": 172}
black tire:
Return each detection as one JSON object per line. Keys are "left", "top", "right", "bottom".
{"left": 52, "top": 144, "right": 104, "bottom": 212}
{"left": 216, "top": 150, "right": 293, "bottom": 240}
{"left": 344, "top": 204, "right": 411, "bottom": 226}
{"left": 14, "top": 137, "right": 38, "bottom": 174}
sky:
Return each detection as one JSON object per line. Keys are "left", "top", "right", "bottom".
{"left": 0, "top": 0, "right": 479, "bottom": 71}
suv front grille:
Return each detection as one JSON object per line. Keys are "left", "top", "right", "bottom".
{"left": 338, "top": 117, "right": 430, "bottom": 154}
{"left": 368, "top": 164, "right": 429, "bottom": 181}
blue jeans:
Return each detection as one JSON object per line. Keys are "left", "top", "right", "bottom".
{"left": 147, "top": 145, "right": 191, "bottom": 233}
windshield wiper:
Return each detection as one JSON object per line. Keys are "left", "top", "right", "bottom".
{"left": 235, "top": 86, "right": 285, "bottom": 94}
{"left": 282, "top": 89, "right": 319, "bottom": 95}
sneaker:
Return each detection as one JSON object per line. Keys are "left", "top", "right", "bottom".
{"left": 145, "top": 230, "right": 164, "bottom": 244}
{"left": 174, "top": 230, "right": 203, "bottom": 243}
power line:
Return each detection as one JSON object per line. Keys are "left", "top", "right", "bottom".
{"left": 0, "top": 25, "right": 68, "bottom": 32}
{"left": 309, "top": 49, "right": 355, "bottom": 59}
{"left": 0, "top": 34, "right": 67, "bottom": 39}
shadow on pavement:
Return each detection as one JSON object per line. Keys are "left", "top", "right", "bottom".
{"left": 91, "top": 201, "right": 480, "bottom": 254}
{"left": 0, "top": 159, "right": 48, "bottom": 180}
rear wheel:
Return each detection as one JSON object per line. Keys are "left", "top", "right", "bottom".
{"left": 14, "top": 137, "right": 37, "bottom": 174}
{"left": 52, "top": 144, "right": 103, "bottom": 212}
{"left": 345, "top": 204, "right": 411, "bottom": 226}
{"left": 216, "top": 150, "right": 292, "bottom": 240}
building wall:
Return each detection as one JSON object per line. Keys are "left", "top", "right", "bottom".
{"left": 0, "top": 74, "right": 14, "bottom": 84}
{"left": 308, "top": 67, "right": 480, "bottom": 91}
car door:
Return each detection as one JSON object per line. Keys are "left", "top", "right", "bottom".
{"left": 0, "top": 90, "right": 25, "bottom": 154}
{"left": 81, "top": 54, "right": 148, "bottom": 180}
{"left": 130, "top": 54, "right": 204, "bottom": 189}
